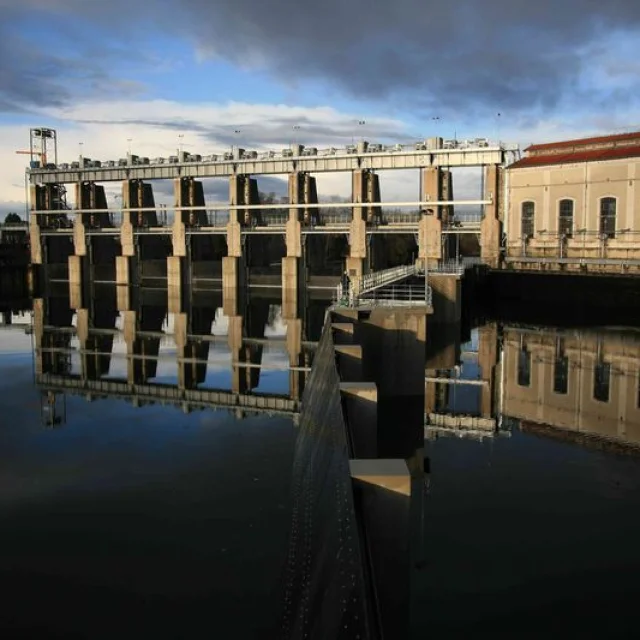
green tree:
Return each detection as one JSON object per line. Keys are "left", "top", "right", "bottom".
{"left": 4, "top": 212, "right": 22, "bottom": 223}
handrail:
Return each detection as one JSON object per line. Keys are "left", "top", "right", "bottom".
{"left": 352, "top": 263, "right": 423, "bottom": 297}
{"left": 334, "top": 263, "right": 432, "bottom": 308}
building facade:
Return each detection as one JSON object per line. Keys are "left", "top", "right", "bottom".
{"left": 503, "top": 326, "right": 640, "bottom": 448}
{"left": 506, "top": 131, "right": 640, "bottom": 274}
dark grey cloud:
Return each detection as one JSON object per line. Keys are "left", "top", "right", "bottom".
{"left": 4, "top": 0, "right": 640, "bottom": 119}
{"left": 154, "top": 0, "right": 640, "bottom": 116}
{"left": 0, "top": 5, "right": 147, "bottom": 111}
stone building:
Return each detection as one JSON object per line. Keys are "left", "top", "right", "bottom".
{"left": 506, "top": 131, "right": 640, "bottom": 273}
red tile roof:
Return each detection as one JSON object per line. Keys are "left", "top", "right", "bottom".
{"left": 526, "top": 130, "right": 640, "bottom": 152}
{"left": 509, "top": 144, "right": 640, "bottom": 169}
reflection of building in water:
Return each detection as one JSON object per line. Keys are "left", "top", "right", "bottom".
{"left": 503, "top": 326, "right": 640, "bottom": 448}
{"left": 32, "top": 285, "right": 320, "bottom": 421}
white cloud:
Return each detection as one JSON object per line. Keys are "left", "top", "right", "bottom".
{"left": 2, "top": 99, "right": 409, "bottom": 209}
{"left": 4, "top": 97, "right": 640, "bottom": 214}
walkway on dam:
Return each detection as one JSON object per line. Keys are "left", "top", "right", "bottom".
{"left": 335, "top": 263, "right": 433, "bottom": 308}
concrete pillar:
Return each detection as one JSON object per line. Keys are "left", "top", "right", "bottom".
{"left": 123, "top": 310, "right": 137, "bottom": 385}
{"left": 167, "top": 255, "right": 184, "bottom": 314}
{"left": 282, "top": 258, "right": 299, "bottom": 320}
{"left": 481, "top": 165, "right": 504, "bottom": 268}
{"left": 120, "top": 180, "right": 136, "bottom": 257}
{"left": 357, "top": 309, "right": 427, "bottom": 397}
{"left": 115, "top": 256, "right": 130, "bottom": 311}
{"left": 224, "top": 175, "right": 252, "bottom": 296}
{"left": 347, "top": 170, "right": 369, "bottom": 278}
{"left": 172, "top": 177, "right": 187, "bottom": 259}
{"left": 74, "top": 182, "right": 109, "bottom": 258}
{"left": 478, "top": 323, "right": 499, "bottom": 417}
{"left": 335, "top": 344, "right": 364, "bottom": 382}
{"left": 72, "top": 216, "right": 87, "bottom": 258}
{"left": 287, "top": 317, "right": 304, "bottom": 400}
{"left": 29, "top": 185, "right": 43, "bottom": 265}
{"left": 228, "top": 314, "right": 250, "bottom": 395}
{"left": 429, "top": 274, "right": 461, "bottom": 324}
{"left": 340, "top": 382, "right": 378, "bottom": 457}
{"left": 175, "top": 312, "right": 188, "bottom": 389}
{"left": 349, "top": 458, "right": 411, "bottom": 639}
{"left": 68, "top": 255, "right": 83, "bottom": 309}
{"left": 418, "top": 167, "right": 444, "bottom": 268}
{"left": 168, "top": 177, "right": 192, "bottom": 309}
{"left": 283, "top": 173, "right": 314, "bottom": 310}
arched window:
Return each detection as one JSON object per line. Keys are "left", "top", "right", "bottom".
{"left": 521, "top": 201, "right": 534, "bottom": 238}
{"left": 600, "top": 197, "right": 616, "bottom": 239}
{"left": 558, "top": 199, "right": 573, "bottom": 238}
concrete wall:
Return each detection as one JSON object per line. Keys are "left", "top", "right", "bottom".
{"left": 428, "top": 274, "right": 461, "bottom": 324}
{"left": 280, "top": 320, "right": 375, "bottom": 639}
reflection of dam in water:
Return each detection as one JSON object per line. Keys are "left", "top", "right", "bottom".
{"left": 32, "top": 283, "right": 330, "bottom": 424}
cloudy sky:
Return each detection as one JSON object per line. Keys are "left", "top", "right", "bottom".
{"left": 1, "top": 0, "right": 640, "bottom": 218}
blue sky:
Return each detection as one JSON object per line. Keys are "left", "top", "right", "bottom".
{"left": 1, "top": 0, "right": 640, "bottom": 216}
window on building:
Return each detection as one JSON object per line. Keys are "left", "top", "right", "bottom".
{"left": 553, "top": 354, "right": 569, "bottom": 394}
{"left": 517, "top": 348, "right": 531, "bottom": 387}
{"left": 521, "top": 202, "right": 534, "bottom": 239}
{"left": 593, "top": 362, "right": 611, "bottom": 403}
{"left": 558, "top": 199, "right": 574, "bottom": 238}
{"left": 600, "top": 197, "right": 616, "bottom": 239}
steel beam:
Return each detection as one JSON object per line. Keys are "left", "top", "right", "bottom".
{"left": 28, "top": 148, "right": 507, "bottom": 184}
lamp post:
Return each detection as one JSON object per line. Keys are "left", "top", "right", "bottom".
{"left": 292, "top": 124, "right": 300, "bottom": 146}
{"left": 127, "top": 138, "right": 132, "bottom": 155}
{"left": 178, "top": 134, "right": 184, "bottom": 158}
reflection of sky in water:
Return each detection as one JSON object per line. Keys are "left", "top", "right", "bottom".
{"left": 437, "top": 330, "right": 483, "bottom": 416}
{"left": 0, "top": 330, "right": 297, "bottom": 637}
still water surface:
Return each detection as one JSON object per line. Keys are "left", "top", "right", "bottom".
{"left": 0, "top": 305, "right": 297, "bottom": 638}
{"left": 2, "top": 289, "right": 640, "bottom": 638}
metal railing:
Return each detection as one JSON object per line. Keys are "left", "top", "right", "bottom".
{"left": 427, "top": 258, "right": 484, "bottom": 274}
{"left": 428, "top": 260, "right": 465, "bottom": 275}
{"left": 380, "top": 211, "right": 421, "bottom": 224}
{"left": 317, "top": 211, "right": 351, "bottom": 225}
{"left": 354, "top": 263, "right": 423, "bottom": 296}
{"left": 334, "top": 283, "right": 432, "bottom": 308}
{"left": 333, "top": 263, "right": 431, "bottom": 307}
